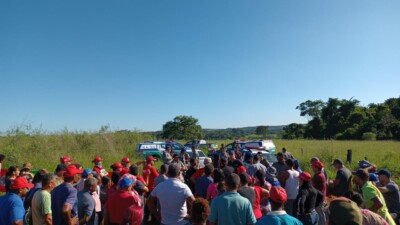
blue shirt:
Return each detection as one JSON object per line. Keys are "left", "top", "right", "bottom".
{"left": 255, "top": 211, "right": 303, "bottom": 225}
{"left": 208, "top": 191, "right": 256, "bottom": 225}
{"left": 195, "top": 175, "right": 213, "bottom": 198}
{"left": 77, "top": 190, "right": 96, "bottom": 225}
{"left": 51, "top": 182, "right": 78, "bottom": 225}
{"left": 0, "top": 192, "right": 25, "bottom": 225}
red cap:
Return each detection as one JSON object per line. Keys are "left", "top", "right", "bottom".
{"left": 92, "top": 156, "right": 103, "bottom": 163}
{"left": 63, "top": 165, "right": 83, "bottom": 178}
{"left": 121, "top": 157, "right": 130, "bottom": 163}
{"left": 298, "top": 171, "right": 312, "bottom": 182}
{"left": 146, "top": 156, "right": 155, "bottom": 162}
{"left": 310, "top": 161, "right": 324, "bottom": 169}
{"left": 237, "top": 165, "right": 247, "bottom": 174}
{"left": 10, "top": 177, "right": 34, "bottom": 189}
{"left": 111, "top": 162, "right": 123, "bottom": 169}
{"left": 269, "top": 186, "right": 287, "bottom": 204}
{"left": 60, "top": 156, "right": 72, "bottom": 164}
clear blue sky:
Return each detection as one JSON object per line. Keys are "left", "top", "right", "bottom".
{"left": 1, "top": 0, "right": 399, "bottom": 132}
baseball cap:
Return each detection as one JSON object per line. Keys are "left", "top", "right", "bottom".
{"left": 332, "top": 158, "right": 343, "bottom": 165}
{"left": 269, "top": 186, "right": 287, "bottom": 204}
{"left": 266, "top": 166, "right": 277, "bottom": 179}
{"left": 146, "top": 156, "right": 156, "bottom": 162}
{"left": 298, "top": 171, "right": 312, "bottom": 182}
{"left": 92, "top": 156, "right": 103, "bottom": 163}
{"left": 121, "top": 157, "right": 130, "bottom": 163}
{"left": 352, "top": 169, "right": 369, "bottom": 180}
{"left": 82, "top": 168, "right": 94, "bottom": 177}
{"left": 63, "top": 165, "right": 83, "bottom": 178}
{"left": 10, "top": 177, "right": 34, "bottom": 189}
{"left": 369, "top": 173, "right": 379, "bottom": 182}
{"left": 310, "top": 161, "right": 324, "bottom": 169}
{"left": 204, "top": 157, "right": 212, "bottom": 165}
{"left": 119, "top": 177, "right": 134, "bottom": 189}
{"left": 22, "top": 162, "right": 33, "bottom": 171}
{"left": 377, "top": 169, "right": 391, "bottom": 178}
{"left": 60, "top": 156, "right": 72, "bottom": 164}
{"left": 328, "top": 197, "right": 363, "bottom": 225}
{"left": 237, "top": 165, "right": 247, "bottom": 174}
{"left": 111, "top": 162, "right": 123, "bottom": 169}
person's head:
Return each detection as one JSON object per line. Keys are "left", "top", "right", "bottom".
{"left": 118, "top": 177, "right": 135, "bottom": 191}
{"left": 121, "top": 157, "right": 130, "bottom": 167}
{"left": 255, "top": 169, "right": 266, "bottom": 186}
{"left": 224, "top": 173, "right": 240, "bottom": 191}
{"left": 9, "top": 176, "right": 33, "bottom": 197}
{"left": 191, "top": 198, "right": 210, "bottom": 225}
{"left": 129, "top": 165, "right": 139, "bottom": 176}
{"left": 310, "top": 157, "right": 320, "bottom": 164}
{"left": 213, "top": 168, "right": 225, "bottom": 183}
{"left": 101, "top": 176, "right": 111, "bottom": 188}
{"left": 92, "top": 156, "right": 103, "bottom": 167}
{"left": 352, "top": 169, "right": 369, "bottom": 186}
{"left": 228, "top": 151, "right": 235, "bottom": 160}
{"left": 219, "top": 157, "right": 227, "bottom": 167}
{"left": 276, "top": 152, "right": 284, "bottom": 162}
{"left": 204, "top": 164, "right": 214, "bottom": 176}
{"left": 191, "top": 146, "right": 196, "bottom": 152}
{"left": 328, "top": 197, "right": 363, "bottom": 225}
{"left": 269, "top": 186, "right": 287, "bottom": 211}
{"left": 343, "top": 191, "right": 364, "bottom": 208}
{"left": 111, "top": 171, "right": 120, "bottom": 186}
{"left": 146, "top": 156, "right": 156, "bottom": 165}
{"left": 221, "top": 147, "right": 226, "bottom": 153}
{"left": 111, "top": 162, "right": 123, "bottom": 172}
{"left": 310, "top": 160, "right": 324, "bottom": 173}
{"left": 166, "top": 146, "right": 172, "bottom": 152}
{"left": 160, "top": 164, "right": 168, "bottom": 175}
{"left": 266, "top": 166, "right": 277, "bottom": 181}
{"left": 378, "top": 169, "right": 391, "bottom": 184}
{"left": 0, "top": 154, "right": 5, "bottom": 163}
{"left": 293, "top": 159, "right": 300, "bottom": 169}
{"left": 6, "top": 166, "right": 20, "bottom": 178}
{"left": 173, "top": 153, "right": 180, "bottom": 162}
{"left": 332, "top": 159, "right": 344, "bottom": 170}
{"left": 253, "top": 154, "right": 260, "bottom": 162}
{"left": 282, "top": 147, "right": 287, "bottom": 153}
{"left": 82, "top": 168, "right": 94, "bottom": 179}
{"left": 32, "top": 169, "right": 48, "bottom": 184}
{"left": 84, "top": 177, "right": 98, "bottom": 193}
{"left": 63, "top": 165, "right": 83, "bottom": 184}
{"left": 41, "top": 173, "right": 57, "bottom": 191}
{"left": 60, "top": 156, "right": 72, "bottom": 165}
{"left": 21, "top": 162, "right": 33, "bottom": 174}
{"left": 237, "top": 165, "right": 247, "bottom": 174}
{"left": 203, "top": 157, "right": 212, "bottom": 166}
{"left": 167, "top": 163, "right": 181, "bottom": 178}
{"left": 55, "top": 164, "right": 66, "bottom": 177}
{"left": 189, "top": 158, "right": 198, "bottom": 167}
{"left": 298, "top": 171, "right": 312, "bottom": 187}
{"left": 285, "top": 158, "right": 294, "bottom": 168}
{"left": 239, "top": 172, "right": 249, "bottom": 186}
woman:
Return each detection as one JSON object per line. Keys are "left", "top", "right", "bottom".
{"left": 5, "top": 166, "right": 20, "bottom": 192}
{"left": 253, "top": 170, "right": 271, "bottom": 219}
{"left": 295, "top": 171, "right": 322, "bottom": 225}
{"left": 206, "top": 168, "right": 225, "bottom": 202}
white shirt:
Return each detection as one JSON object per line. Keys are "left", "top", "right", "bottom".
{"left": 285, "top": 169, "right": 299, "bottom": 199}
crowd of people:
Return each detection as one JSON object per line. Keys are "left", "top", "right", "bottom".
{"left": 0, "top": 145, "right": 399, "bottom": 225}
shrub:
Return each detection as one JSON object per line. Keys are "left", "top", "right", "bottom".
{"left": 362, "top": 132, "right": 376, "bottom": 141}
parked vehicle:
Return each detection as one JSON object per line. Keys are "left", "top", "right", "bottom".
{"left": 241, "top": 148, "right": 278, "bottom": 169}
{"left": 225, "top": 140, "right": 276, "bottom": 153}
{"left": 173, "top": 149, "right": 207, "bottom": 167}
{"left": 184, "top": 140, "right": 218, "bottom": 153}
{"left": 136, "top": 140, "right": 187, "bottom": 160}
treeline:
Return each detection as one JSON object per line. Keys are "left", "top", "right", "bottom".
{"left": 283, "top": 97, "right": 400, "bottom": 140}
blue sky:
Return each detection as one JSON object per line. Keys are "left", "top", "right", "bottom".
{"left": 1, "top": 0, "right": 399, "bottom": 132}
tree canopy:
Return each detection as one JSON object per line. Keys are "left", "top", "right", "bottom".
{"left": 161, "top": 115, "right": 204, "bottom": 140}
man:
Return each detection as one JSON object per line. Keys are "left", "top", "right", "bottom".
{"left": 191, "top": 146, "right": 200, "bottom": 161}
{"left": 310, "top": 160, "right": 326, "bottom": 196}
{"left": 121, "top": 157, "right": 131, "bottom": 174}
{"left": 280, "top": 159, "right": 299, "bottom": 216}
{"left": 208, "top": 173, "right": 256, "bottom": 225}
{"left": 190, "top": 157, "right": 212, "bottom": 184}
{"left": 147, "top": 164, "right": 195, "bottom": 225}
{"left": 238, "top": 173, "right": 255, "bottom": 206}
{"left": 32, "top": 173, "right": 57, "bottom": 225}
{"left": 54, "top": 164, "right": 66, "bottom": 186}
{"left": 20, "top": 162, "right": 35, "bottom": 183}
{"left": 377, "top": 169, "right": 400, "bottom": 222}
{"left": 256, "top": 186, "right": 302, "bottom": 225}
{"left": 78, "top": 177, "right": 98, "bottom": 225}
{"left": 219, "top": 157, "right": 234, "bottom": 178}
{"left": 172, "top": 153, "right": 188, "bottom": 173}
{"left": 51, "top": 165, "right": 82, "bottom": 225}
{"left": 142, "top": 156, "right": 159, "bottom": 192}
{"left": 195, "top": 164, "right": 214, "bottom": 198}
{"left": 60, "top": 156, "right": 72, "bottom": 166}
{"left": 353, "top": 168, "right": 396, "bottom": 225}
{"left": 92, "top": 156, "right": 108, "bottom": 177}
{"left": 272, "top": 152, "right": 288, "bottom": 184}
{"left": 247, "top": 154, "right": 267, "bottom": 177}
{"left": 76, "top": 168, "right": 94, "bottom": 191}
{"left": 330, "top": 158, "right": 352, "bottom": 197}
{"left": 0, "top": 177, "right": 34, "bottom": 225}
{"left": 163, "top": 146, "right": 173, "bottom": 165}
{"left": 105, "top": 177, "right": 143, "bottom": 225}
{"left": 154, "top": 164, "right": 168, "bottom": 187}
{"left": 282, "top": 148, "right": 294, "bottom": 160}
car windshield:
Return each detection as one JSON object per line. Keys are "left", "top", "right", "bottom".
{"left": 262, "top": 153, "right": 277, "bottom": 162}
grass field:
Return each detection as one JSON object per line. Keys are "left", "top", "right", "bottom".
{"left": 1, "top": 131, "right": 399, "bottom": 182}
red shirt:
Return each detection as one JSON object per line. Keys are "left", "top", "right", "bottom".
{"left": 312, "top": 171, "right": 327, "bottom": 196}
{"left": 136, "top": 176, "right": 146, "bottom": 186}
{"left": 105, "top": 190, "right": 142, "bottom": 224}
{"left": 191, "top": 167, "right": 205, "bottom": 182}
{"left": 142, "top": 165, "right": 159, "bottom": 190}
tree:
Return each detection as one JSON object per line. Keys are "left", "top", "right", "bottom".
{"left": 256, "top": 126, "right": 268, "bottom": 139}
{"left": 282, "top": 123, "right": 305, "bottom": 139}
{"left": 161, "top": 115, "right": 204, "bottom": 140}
{"left": 296, "top": 100, "right": 326, "bottom": 121}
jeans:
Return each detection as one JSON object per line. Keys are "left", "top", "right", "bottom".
{"left": 298, "top": 211, "right": 319, "bottom": 225}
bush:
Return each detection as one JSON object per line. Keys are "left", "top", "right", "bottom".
{"left": 362, "top": 132, "right": 376, "bottom": 141}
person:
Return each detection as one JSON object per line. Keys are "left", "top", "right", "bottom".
{"left": 266, "top": 166, "right": 281, "bottom": 187}
{"left": 218, "top": 147, "right": 229, "bottom": 162}
{"left": 110, "top": 162, "right": 123, "bottom": 174}
{"left": 190, "top": 198, "right": 210, "bottom": 225}
{"left": 248, "top": 154, "right": 267, "bottom": 177}
{"left": 142, "top": 156, "right": 159, "bottom": 192}
{"left": 377, "top": 169, "right": 400, "bottom": 222}
{"left": 219, "top": 157, "right": 234, "bottom": 178}
{"left": 77, "top": 177, "right": 98, "bottom": 225}
{"left": 255, "top": 186, "right": 303, "bottom": 225}
{"left": 353, "top": 168, "right": 396, "bottom": 225}
{"left": 99, "top": 176, "right": 111, "bottom": 225}
{"left": 253, "top": 170, "right": 272, "bottom": 217}
{"left": 59, "top": 156, "right": 72, "bottom": 166}
{"left": 294, "top": 160, "right": 303, "bottom": 173}
{"left": 0, "top": 177, "right": 34, "bottom": 225}
{"left": 282, "top": 148, "right": 294, "bottom": 160}
{"left": 344, "top": 191, "right": 389, "bottom": 225}
{"left": 25, "top": 169, "right": 48, "bottom": 210}
{"left": 121, "top": 157, "right": 131, "bottom": 174}
{"left": 310, "top": 161, "right": 327, "bottom": 225}
{"left": 330, "top": 158, "right": 352, "bottom": 197}
{"left": 195, "top": 164, "right": 214, "bottom": 198}
{"left": 295, "top": 172, "right": 321, "bottom": 225}
{"left": 147, "top": 163, "right": 195, "bottom": 225}
{"left": 154, "top": 164, "right": 168, "bottom": 187}
{"left": 180, "top": 148, "right": 190, "bottom": 166}
{"left": 191, "top": 146, "right": 200, "bottom": 161}
{"left": 172, "top": 153, "right": 188, "bottom": 174}
{"left": 208, "top": 173, "right": 257, "bottom": 225}
{"left": 310, "top": 157, "right": 328, "bottom": 187}
{"left": 92, "top": 156, "right": 108, "bottom": 177}
{"left": 20, "top": 162, "right": 35, "bottom": 183}
{"left": 328, "top": 196, "right": 363, "bottom": 225}
{"left": 238, "top": 172, "right": 255, "bottom": 207}
{"left": 76, "top": 168, "right": 94, "bottom": 191}
{"left": 54, "top": 164, "right": 66, "bottom": 186}
{"left": 163, "top": 146, "right": 173, "bottom": 165}
{"left": 190, "top": 157, "right": 213, "bottom": 184}
{"left": 281, "top": 159, "right": 299, "bottom": 216}
{"left": 5, "top": 166, "right": 20, "bottom": 192}
{"left": 227, "top": 151, "right": 236, "bottom": 167}
{"left": 51, "top": 165, "right": 82, "bottom": 225}
{"left": 0, "top": 154, "right": 5, "bottom": 173}
{"left": 104, "top": 177, "right": 143, "bottom": 225}
{"left": 234, "top": 145, "right": 243, "bottom": 161}
{"left": 31, "top": 173, "right": 57, "bottom": 225}
{"left": 272, "top": 153, "right": 288, "bottom": 184}
{"left": 207, "top": 168, "right": 225, "bottom": 202}
{"left": 185, "top": 158, "right": 198, "bottom": 194}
